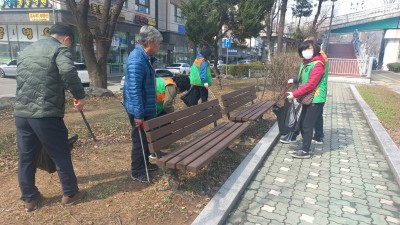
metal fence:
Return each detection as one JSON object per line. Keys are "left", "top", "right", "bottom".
{"left": 328, "top": 58, "right": 371, "bottom": 77}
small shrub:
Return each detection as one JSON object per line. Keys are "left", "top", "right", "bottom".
{"left": 387, "top": 62, "right": 400, "bottom": 72}
{"left": 267, "top": 52, "right": 301, "bottom": 103}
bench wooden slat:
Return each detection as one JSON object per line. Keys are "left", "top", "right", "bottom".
{"left": 156, "top": 122, "right": 230, "bottom": 167}
{"left": 148, "top": 111, "right": 222, "bottom": 152}
{"left": 230, "top": 101, "right": 265, "bottom": 121}
{"left": 223, "top": 93, "right": 256, "bottom": 113}
{"left": 165, "top": 123, "right": 234, "bottom": 169}
{"left": 231, "top": 100, "right": 275, "bottom": 122}
{"left": 174, "top": 122, "right": 240, "bottom": 170}
{"left": 247, "top": 101, "right": 275, "bottom": 121}
{"left": 186, "top": 122, "right": 251, "bottom": 172}
{"left": 220, "top": 86, "right": 254, "bottom": 101}
{"left": 145, "top": 106, "right": 221, "bottom": 142}
{"left": 143, "top": 99, "right": 219, "bottom": 130}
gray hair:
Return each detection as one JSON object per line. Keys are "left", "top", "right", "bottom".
{"left": 139, "top": 26, "right": 163, "bottom": 47}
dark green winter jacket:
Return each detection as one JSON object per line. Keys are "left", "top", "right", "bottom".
{"left": 14, "top": 37, "right": 85, "bottom": 118}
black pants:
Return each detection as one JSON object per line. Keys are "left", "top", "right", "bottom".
{"left": 313, "top": 106, "right": 324, "bottom": 140}
{"left": 15, "top": 117, "right": 79, "bottom": 201}
{"left": 128, "top": 115, "right": 152, "bottom": 177}
{"left": 191, "top": 85, "right": 208, "bottom": 105}
{"left": 297, "top": 103, "right": 325, "bottom": 152}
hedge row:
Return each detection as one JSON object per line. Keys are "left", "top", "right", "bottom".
{"left": 221, "top": 62, "right": 265, "bottom": 77}
{"left": 387, "top": 62, "right": 400, "bottom": 73}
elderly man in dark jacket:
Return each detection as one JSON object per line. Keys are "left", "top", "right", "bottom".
{"left": 15, "top": 22, "right": 85, "bottom": 212}
{"left": 123, "top": 25, "right": 163, "bottom": 182}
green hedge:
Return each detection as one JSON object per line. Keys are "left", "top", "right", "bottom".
{"left": 387, "top": 62, "right": 400, "bottom": 73}
{"left": 221, "top": 62, "right": 265, "bottom": 77}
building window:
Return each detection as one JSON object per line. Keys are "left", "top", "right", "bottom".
{"left": 135, "top": 0, "right": 149, "bottom": 14}
{"left": 175, "top": 5, "right": 183, "bottom": 24}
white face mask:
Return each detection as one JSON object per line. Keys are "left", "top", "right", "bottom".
{"left": 302, "top": 49, "right": 314, "bottom": 60}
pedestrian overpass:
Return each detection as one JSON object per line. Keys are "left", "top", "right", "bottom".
{"left": 319, "top": 2, "right": 400, "bottom": 76}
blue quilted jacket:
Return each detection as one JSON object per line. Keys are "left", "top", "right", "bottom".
{"left": 123, "top": 45, "right": 157, "bottom": 119}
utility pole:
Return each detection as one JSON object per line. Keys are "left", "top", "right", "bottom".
{"left": 325, "top": 0, "right": 337, "bottom": 55}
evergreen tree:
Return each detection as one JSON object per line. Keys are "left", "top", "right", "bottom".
{"left": 292, "top": 0, "right": 313, "bottom": 29}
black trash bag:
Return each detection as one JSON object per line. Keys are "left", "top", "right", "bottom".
{"left": 180, "top": 87, "right": 198, "bottom": 107}
{"left": 36, "top": 135, "right": 79, "bottom": 174}
{"left": 273, "top": 98, "right": 291, "bottom": 135}
{"left": 273, "top": 99, "right": 302, "bottom": 135}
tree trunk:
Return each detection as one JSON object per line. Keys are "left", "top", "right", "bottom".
{"left": 65, "top": 0, "right": 125, "bottom": 89}
{"left": 212, "top": 43, "right": 222, "bottom": 90}
{"left": 277, "top": 0, "right": 288, "bottom": 53}
{"left": 311, "top": 0, "right": 324, "bottom": 35}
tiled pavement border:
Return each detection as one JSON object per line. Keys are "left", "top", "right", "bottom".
{"left": 350, "top": 85, "right": 400, "bottom": 186}
{"left": 191, "top": 123, "right": 281, "bottom": 225}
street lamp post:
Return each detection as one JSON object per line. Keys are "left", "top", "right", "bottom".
{"left": 325, "top": 0, "right": 337, "bottom": 55}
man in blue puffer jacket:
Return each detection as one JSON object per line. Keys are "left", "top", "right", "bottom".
{"left": 123, "top": 25, "right": 163, "bottom": 182}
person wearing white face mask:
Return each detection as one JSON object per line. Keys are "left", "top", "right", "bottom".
{"left": 283, "top": 40, "right": 328, "bottom": 159}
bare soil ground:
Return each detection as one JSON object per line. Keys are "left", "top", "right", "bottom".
{"left": 0, "top": 79, "right": 277, "bottom": 225}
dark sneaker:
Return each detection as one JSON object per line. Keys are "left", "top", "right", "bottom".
{"left": 131, "top": 173, "right": 152, "bottom": 183}
{"left": 280, "top": 133, "right": 297, "bottom": 144}
{"left": 24, "top": 195, "right": 42, "bottom": 212}
{"left": 312, "top": 138, "right": 323, "bottom": 145}
{"left": 146, "top": 163, "right": 158, "bottom": 171}
{"left": 291, "top": 150, "right": 311, "bottom": 159}
{"left": 61, "top": 191, "right": 85, "bottom": 205}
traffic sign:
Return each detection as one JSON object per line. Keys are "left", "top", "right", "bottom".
{"left": 222, "top": 38, "right": 231, "bottom": 48}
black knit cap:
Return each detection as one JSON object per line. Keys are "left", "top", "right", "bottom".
{"left": 49, "top": 22, "right": 75, "bottom": 45}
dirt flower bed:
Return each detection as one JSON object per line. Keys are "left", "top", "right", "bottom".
{"left": 0, "top": 78, "right": 277, "bottom": 225}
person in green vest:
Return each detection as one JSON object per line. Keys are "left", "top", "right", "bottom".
{"left": 155, "top": 75, "right": 191, "bottom": 116}
{"left": 285, "top": 39, "right": 329, "bottom": 159}
{"left": 189, "top": 46, "right": 213, "bottom": 105}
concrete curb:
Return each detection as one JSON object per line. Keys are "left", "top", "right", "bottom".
{"left": 350, "top": 85, "right": 400, "bottom": 187}
{"left": 191, "top": 122, "right": 280, "bottom": 225}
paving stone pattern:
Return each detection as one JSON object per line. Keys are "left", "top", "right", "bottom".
{"left": 225, "top": 83, "right": 400, "bottom": 225}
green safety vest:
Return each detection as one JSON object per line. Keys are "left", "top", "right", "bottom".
{"left": 155, "top": 77, "right": 175, "bottom": 115}
{"left": 297, "top": 60, "right": 329, "bottom": 103}
{"left": 189, "top": 58, "right": 213, "bottom": 86}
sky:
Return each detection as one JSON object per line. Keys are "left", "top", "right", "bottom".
{"left": 288, "top": 0, "right": 399, "bottom": 19}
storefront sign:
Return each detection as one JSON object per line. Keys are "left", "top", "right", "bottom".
{"left": 134, "top": 14, "right": 148, "bottom": 25}
{"left": 29, "top": 13, "right": 50, "bottom": 21}
{"left": 148, "top": 18, "right": 156, "bottom": 26}
{"left": 18, "top": 25, "right": 38, "bottom": 41}
{"left": 0, "top": 25, "right": 51, "bottom": 42}
{"left": 8, "top": 25, "right": 18, "bottom": 41}
{"left": 178, "top": 24, "right": 185, "bottom": 34}
{"left": 0, "top": 26, "right": 5, "bottom": 41}
{"left": 1, "top": 0, "right": 49, "bottom": 9}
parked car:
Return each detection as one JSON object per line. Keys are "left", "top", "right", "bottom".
{"left": 0, "top": 59, "right": 17, "bottom": 78}
{"left": 166, "top": 63, "right": 191, "bottom": 75}
{"left": 120, "top": 69, "right": 176, "bottom": 86}
{"left": 210, "top": 60, "right": 224, "bottom": 71}
{"left": 238, "top": 59, "right": 256, "bottom": 64}
{"left": 0, "top": 60, "right": 90, "bottom": 87}
{"left": 74, "top": 63, "right": 90, "bottom": 87}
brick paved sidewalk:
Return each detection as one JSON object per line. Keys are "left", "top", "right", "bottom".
{"left": 225, "top": 83, "right": 400, "bottom": 225}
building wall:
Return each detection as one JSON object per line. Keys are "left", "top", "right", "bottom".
{"left": 382, "top": 29, "right": 400, "bottom": 70}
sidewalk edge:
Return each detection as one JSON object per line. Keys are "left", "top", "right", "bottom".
{"left": 350, "top": 85, "right": 400, "bottom": 186}
{"left": 191, "top": 122, "right": 280, "bottom": 225}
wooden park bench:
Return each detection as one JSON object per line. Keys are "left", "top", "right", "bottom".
{"left": 143, "top": 99, "right": 250, "bottom": 174}
{"left": 221, "top": 86, "right": 275, "bottom": 122}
